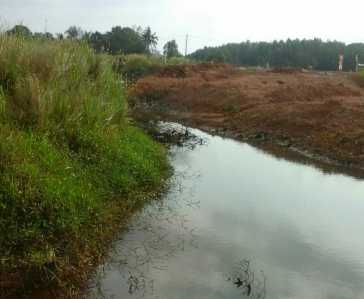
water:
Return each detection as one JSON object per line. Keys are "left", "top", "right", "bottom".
{"left": 88, "top": 125, "right": 364, "bottom": 299}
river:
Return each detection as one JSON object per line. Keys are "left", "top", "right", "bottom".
{"left": 87, "top": 124, "right": 364, "bottom": 299}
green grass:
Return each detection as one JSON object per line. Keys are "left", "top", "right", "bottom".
{"left": 113, "top": 53, "right": 193, "bottom": 82}
{"left": 0, "top": 35, "right": 169, "bottom": 296}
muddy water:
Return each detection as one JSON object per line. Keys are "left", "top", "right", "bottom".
{"left": 88, "top": 125, "right": 364, "bottom": 299}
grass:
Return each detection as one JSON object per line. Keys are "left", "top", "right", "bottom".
{"left": 113, "top": 53, "right": 193, "bottom": 83}
{"left": 0, "top": 35, "right": 169, "bottom": 296}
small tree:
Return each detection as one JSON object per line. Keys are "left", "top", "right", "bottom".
{"left": 163, "top": 40, "right": 180, "bottom": 59}
{"left": 107, "top": 26, "right": 146, "bottom": 55}
{"left": 65, "top": 26, "right": 84, "bottom": 40}
{"left": 56, "top": 33, "right": 64, "bottom": 40}
{"left": 7, "top": 25, "right": 32, "bottom": 37}
{"left": 33, "top": 32, "right": 54, "bottom": 40}
{"left": 142, "top": 27, "right": 158, "bottom": 53}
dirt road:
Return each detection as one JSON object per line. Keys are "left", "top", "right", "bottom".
{"left": 130, "top": 64, "right": 364, "bottom": 174}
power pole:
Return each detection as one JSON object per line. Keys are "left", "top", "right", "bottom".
{"left": 44, "top": 18, "right": 48, "bottom": 33}
{"left": 185, "top": 34, "right": 189, "bottom": 56}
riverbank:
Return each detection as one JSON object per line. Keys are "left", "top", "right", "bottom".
{"left": 0, "top": 36, "right": 169, "bottom": 298}
{"left": 130, "top": 64, "right": 364, "bottom": 176}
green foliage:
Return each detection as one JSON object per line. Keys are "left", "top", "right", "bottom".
{"left": 65, "top": 26, "right": 84, "bottom": 40}
{"left": 142, "top": 26, "right": 158, "bottom": 54}
{"left": 112, "top": 53, "right": 194, "bottom": 83}
{"left": 33, "top": 32, "right": 54, "bottom": 40}
{"left": 190, "top": 39, "right": 364, "bottom": 71}
{"left": 0, "top": 34, "right": 125, "bottom": 133}
{"left": 163, "top": 40, "right": 181, "bottom": 59}
{"left": 8, "top": 24, "right": 159, "bottom": 56}
{"left": 0, "top": 125, "right": 166, "bottom": 265}
{"left": 0, "top": 35, "right": 168, "bottom": 291}
{"left": 109, "top": 27, "right": 144, "bottom": 54}
{"left": 114, "top": 54, "right": 164, "bottom": 82}
{"left": 6, "top": 25, "right": 32, "bottom": 37}
{"left": 86, "top": 26, "right": 158, "bottom": 55}
{"left": 167, "top": 56, "right": 193, "bottom": 65}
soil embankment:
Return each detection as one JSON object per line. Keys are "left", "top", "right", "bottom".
{"left": 130, "top": 64, "right": 364, "bottom": 173}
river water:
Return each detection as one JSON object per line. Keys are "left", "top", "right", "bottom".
{"left": 88, "top": 124, "right": 364, "bottom": 299}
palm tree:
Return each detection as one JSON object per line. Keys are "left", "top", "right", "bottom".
{"left": 142, "top": 27, "right": 158, "bottom": 54}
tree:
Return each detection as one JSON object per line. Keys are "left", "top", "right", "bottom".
{"left": 65, "top": 26, "right": 84, "bottom": 40}
{"left": 33, "top": 32, "right": 54, "bottom": 40}
{"left": 189, "top": 39, "right": 364, "bottom": 71}
{"left": 88, "top": 31, "right": 107, "bottom": 53}
{"left": 163, "top": 40, "right": 180, "bottom": 59}
{"left": 107, "top": 26, "right": 145, "bottom": 54}
{"left": 142, "top": 27, "right": 158, "bottom": 53}
{"left": 7, "top": 25, "right": 32, "bottom": 37}
{"left": 82, "top": 31, "right": 92, "bottom": 42}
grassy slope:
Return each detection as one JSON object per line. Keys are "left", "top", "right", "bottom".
{"left": 0, "top": 36, "right": 169, "bottom": 296}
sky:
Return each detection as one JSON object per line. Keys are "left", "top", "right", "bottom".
{"left": 1, "top": 0, "right": 363, "bottom": 53}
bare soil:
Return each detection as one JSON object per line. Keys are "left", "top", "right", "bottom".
{"left": 130, "top": 64, "right": 364, "bottom": 174}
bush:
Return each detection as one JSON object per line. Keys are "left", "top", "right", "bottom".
{"left": 113, "top": 54, "right": 159, "bottom": 82}
{"left": 167, "top": 56, "right": 192, "bottom": 65}
{"left": 113, "top": 54, "right": 194, "bottom": 83}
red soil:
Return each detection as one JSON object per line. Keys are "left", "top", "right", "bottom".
{"left": 130, "top": 64, "right": 364, "bottom": 171}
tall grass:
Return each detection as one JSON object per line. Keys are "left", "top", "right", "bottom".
{"left": 0, "top": 34, "right": 125, "bottom": 132}
{"left": 0, "top": 35, "right": 168, "bottom": 296}
{"left": 113, "top": 53, "right": 193, "bottom": 82}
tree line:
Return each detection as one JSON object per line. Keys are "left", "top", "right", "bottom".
{"left": 5, "top": 24, "right": 182, "bottom": 58}
{"left": 7, "top": 25, "right": 364, "bottom": 71}
{"left": 189, "top": 39, "right": 364, "bottom": 71}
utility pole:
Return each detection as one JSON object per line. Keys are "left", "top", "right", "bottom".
{"left": 338, "top": 54, "right": 344, "bottom": 71}
{"left": 185, "top": 34, "right": 189, "bottom": 57}
{"left": 44, "top": 18, "right": 48, "bottom": 33}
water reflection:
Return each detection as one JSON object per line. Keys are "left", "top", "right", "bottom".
{"left": 227, "top": 260, "right": 266, "bottom": 299}
{"left": 89, "top": 155, "right": 203, "bottom": 299}
{"left": 88, "top": 125, "right": 364, "bottom": 299}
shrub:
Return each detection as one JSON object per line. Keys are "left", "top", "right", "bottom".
{"left": 167, "top": 56, "right": 192, "bottom": 65}
{"left": 113, "top": 54, "right": 158, "bottom": 82}
{"left": 111, "top": 54, "right": 195, "bottom": 83}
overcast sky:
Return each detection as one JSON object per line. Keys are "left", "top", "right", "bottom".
{"left": 1, "top": 0, "right": 363, "bottom": 53}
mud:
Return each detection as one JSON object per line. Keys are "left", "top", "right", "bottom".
{"left": 130, "top": 64, "right": 364, "bottom": 176}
